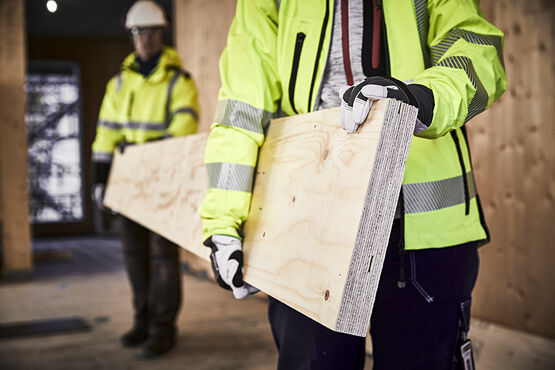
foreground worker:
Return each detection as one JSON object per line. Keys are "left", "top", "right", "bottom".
{"left": 201, "top": 0, "right": 506, "bottom": 368}
{"left": 91, "top": 0, "right": 198, "bottom": 358}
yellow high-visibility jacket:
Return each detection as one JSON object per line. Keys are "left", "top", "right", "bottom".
{"left": 200, "top": 0, "right": 507, "bottom": 250}
{"left": 92, "top": 46, "right": 198, "bottom": 164}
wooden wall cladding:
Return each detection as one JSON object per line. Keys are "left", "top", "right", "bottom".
{"left": 469, "top": 0, "right": 555, "bottom": 338}
{"left": 174, "top": 0, "right": 237, "bottom": 133}
{"left": 173, "top": 0, "right": 555, "bottom": 338}
{"left": 0, "top": 0, "right": 32, "bottom": 276}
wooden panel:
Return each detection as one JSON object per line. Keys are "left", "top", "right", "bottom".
{"left": 174, "top": 0, "right": 237, "bottom": 133}
{"left": 0, "top": 0, "right": 32, "bottom": 276}
{"left": 106, "top": 133, "right": 209, "bottom": 261}
{"left": 105, "top": 100, "right": 417, "bottom": 336}
{"left": 468, "top": 0, "right": 555, "bottom": 338}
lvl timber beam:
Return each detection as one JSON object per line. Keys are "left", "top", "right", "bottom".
{"left": 0, "top": 0, "right": 32, "bottom": 277}
{"left": 105, "top": 99, "right": 417, "bottom": 336}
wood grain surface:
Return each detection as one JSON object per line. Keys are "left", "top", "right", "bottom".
{"left": 104, "top": 133, "right": 210, "bottom": 262}
{"left": 242, "top": 104, "right": 386, "bottom": 331}
{"left": 0, "top": 0, "right": 32, "bottom": 276}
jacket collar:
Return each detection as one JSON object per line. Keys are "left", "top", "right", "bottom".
{"left": 121, "top": 46, "right": 182, "bottom": 82}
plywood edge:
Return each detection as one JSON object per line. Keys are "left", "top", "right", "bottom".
{"left": 335, "top": 100, "right": 418, "bottom": 336}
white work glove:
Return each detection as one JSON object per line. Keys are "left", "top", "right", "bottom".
{"left": 91, "top": 183, "right": 106, "bottom": 210}
{"left": 205, "top": 235, "right": 259, "bottom": 299}
{"left": 340, "top": 76, "right": 423, "bottom": 134}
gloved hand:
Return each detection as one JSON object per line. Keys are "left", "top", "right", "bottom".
{"left": 91, "top": 183, "right": 106, "bottom": 210}
{"left": 339, "top": 76, "right": 434, "bottom": 134}
{"left": 204, "top": 235, "right": 259, "bottom": 299}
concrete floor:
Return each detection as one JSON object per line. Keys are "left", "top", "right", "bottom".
{"left": 0, "top": 236, "right": 554, "bottom": 370}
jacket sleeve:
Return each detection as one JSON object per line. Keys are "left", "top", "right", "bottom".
{"left": 91, "top": 76, "right": 125, "bottom": 163}
{"left": 412, "top": 0, "right": 507, "bottom": 139}
{"left": 199, "top": 0, "right": 281, "bottom": 241}
{"left": 167, "top": 72, "right": 199, "bottom": 137}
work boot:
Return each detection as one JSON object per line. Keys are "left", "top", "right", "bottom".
{"left": 120, "top": 324, "right": 148, "bottom": 347}
{"left": 137, "top": 334, "right": 175, "bottom": 359}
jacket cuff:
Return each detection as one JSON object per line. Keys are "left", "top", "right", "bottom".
{"left": 407, "top": 84, "right": 434, "bottom": 128}
{"left": 92, "top": 161, "right": 112, "bottom": 185}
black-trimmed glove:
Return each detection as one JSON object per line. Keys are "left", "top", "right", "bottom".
{"left": 204, "top": 235, "right": 259, "bottom": 299}
{"left": 91, "top": 183, "right": 106, "bottom": 210}
{"left": 339, "top": 76, "right": 434, "bottom": 134}
{"left": 91, "top": 161, "right": 112, "bottom": 211}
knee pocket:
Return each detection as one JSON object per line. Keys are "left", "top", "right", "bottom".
{"left": 408, "top": 244, "right": 479, "bottom": 303}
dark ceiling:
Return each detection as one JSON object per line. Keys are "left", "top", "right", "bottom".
{"left": 26, "top": 0, "right": 173, "bottom": 38}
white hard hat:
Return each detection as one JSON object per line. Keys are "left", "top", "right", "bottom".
{"left": 125, "top": 0, "right": 168, "bottom": 29}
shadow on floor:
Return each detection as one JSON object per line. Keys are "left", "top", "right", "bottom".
{"left": 29, "top": 235, "right": 124, "bottom": 280}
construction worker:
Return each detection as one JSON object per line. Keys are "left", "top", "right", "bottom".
{"left": 91, "top": 0, "right": 198, "bottom": 358}
{"left": 201, "top": 0, "right": 506, "bottom": 369}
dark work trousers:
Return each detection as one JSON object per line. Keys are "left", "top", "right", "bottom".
{"left": 120, "top": 216, "right": 182, "bottom": 338}
{"left": 268, "top": 219, "right": 480, "bottom": 370}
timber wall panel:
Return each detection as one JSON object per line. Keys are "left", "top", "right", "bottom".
{"left": 469, "top": 0, "right": 555, "bottom": 338}
{"left": 0, "top": 0, "right": 32, "bottom": 275}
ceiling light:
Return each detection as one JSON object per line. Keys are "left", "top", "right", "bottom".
{"left": 46, "top": 0, "right": 57, "bottom": 13}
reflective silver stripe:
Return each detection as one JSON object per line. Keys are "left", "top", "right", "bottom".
{"left": 92, "top": 152, "right": 113, "bottom": 163}
{"left": 430, "top": 29, "right": 504, "bottom": 122}
{"left": 413, "top": 0, "right": 431, "bottom": 68}
{"left": 98, "top": 120, "right": 166, "bottom": 131}
{"left": 430, "top": 29, "right": 504, "bottom": 68}
{"left": 214, "top": 99, "right": 272, "bottom": 135}
{"left": 165, "top": 70, "right": 182, "bottom": 127}
{"left": 125, "top": 121, "right": 166, "bottom": 131}
{"left": 173, "top": 107, "right": 198, "bottom": 121}
{"left": 403, "top": 172, "right": 476, "bottom": 214}
{"left": 98, "top": 120, "right": 123, "bottom": 130}
{"left": 206, "top": 162, "right": 254, "bottom": 193}
{"left": 437, "top": 56, "right": 488, "bottom": 122}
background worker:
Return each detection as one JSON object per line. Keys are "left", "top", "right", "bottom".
{"left": 91, "top": 0, "right": 198, "bottom": 358}
{"left": 200, "top": 0, "right": 506, "bottom": 369}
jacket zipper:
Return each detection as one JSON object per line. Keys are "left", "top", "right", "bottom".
{"left": 289, "top": 32, "right": 306, "bottom": 115}
{"left": 372, "top": 0, "right": 382, "bottom": 69}
{"left": 450, "top": 130, "right": 470, "bottom": 215}
{"left": 307, "top": 0, "right": 331, "bottom": 112}
{"left": 461, "top": 126, "right": 491, "bottom": 243}
{"left": 127, "top": 91, "right": 135, "bottom": 120}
